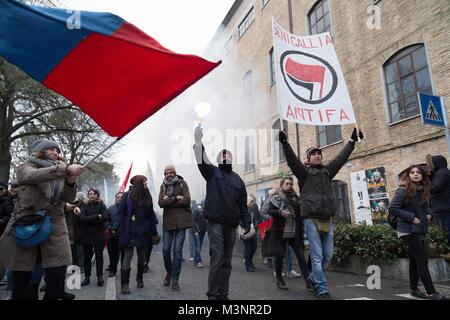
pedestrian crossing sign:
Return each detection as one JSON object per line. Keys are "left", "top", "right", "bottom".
{"left": 418, "top": 92, "right": 447, "bottom": 128}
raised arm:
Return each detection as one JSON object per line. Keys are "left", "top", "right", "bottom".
{"left": 279, "top": 131, "right": 307, "bottom": 181}
{"left": 193, "top": 125, "right": 214, "bottom": 180}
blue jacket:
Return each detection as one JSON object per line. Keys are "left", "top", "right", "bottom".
{"left": 388, "top": 187, "right": 432, "bottom": 236}
{"left": 107, "top": 203, "right": 121, "bottom": 239}
{"left": 194, "top": 143, "right": 251, "bottom": 228}
{"left": 430, "top": 155, "right": 450, "bottom": 214}
{"left": 118, "top": 192, "right": 158, "bottom": 248}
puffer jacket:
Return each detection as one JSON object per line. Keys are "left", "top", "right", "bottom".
{"left": 430, "top": 155, "right": 450, "bottom": 214}
{"left": 388, "top": 187, "right": 432, "bottom": 236}
{"left": 77, "top": 200, "right": 107, "bottom": 245}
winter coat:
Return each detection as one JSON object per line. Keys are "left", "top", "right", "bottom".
{"left": 388, "top": 187, "right": 432, "bottom": 236}
{"left": 193, "top": 143, "right": 251, "bottom": 228}
{"left": 158, "top": 176, "right": 194, "bottom": 231}
{"left": 430, "top": 155, "right": 450, "bottom": 214}
{"left": 190, "top": 207, "right": 207, "bottom": 235}
{"left": 283, "top": 141, "right": 355, "bottom": 219}
{"left": 106, "top": 203, "right": 121, "bottom": 239}
{"left": 0, "top": 194, "right": 15, "bottom": 236}
{"left": 118, "top": 192, "right": 158, "bottom": 248}
{"left": 263, "top": 192, "right": 303, "bottom": 257}
{"left": 77, "top": 200, "right": 107, "bottom": 245}
{"left": 0, "top": 159, "right": 76, "bottom": 271}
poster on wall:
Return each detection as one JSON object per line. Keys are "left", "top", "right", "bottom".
{"left": 369, "top": 198, "right": 390, "bottom": 224}
{"left": 350, "top": 170, "right": 372, "bottom": 225}
{"left": 351, "top": 167, "right": 389, "bottom": 224}
{"left": 365, "top": 167, "right": 387, "bottom": 199}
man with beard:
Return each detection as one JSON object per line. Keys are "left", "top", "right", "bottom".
{"left": 193, "top": 125, "right": 251, "bottom": 300}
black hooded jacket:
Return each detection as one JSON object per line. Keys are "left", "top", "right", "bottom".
{"left": 430, "top": 155, "right": 450, "bottom": 214}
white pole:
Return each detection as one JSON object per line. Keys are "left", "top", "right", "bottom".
{"left": 440, "top": 97, "right": 450, "bottom": 157}
{"left": 84, "top": 137, "right": 121, "bottom": 167}
{"left": 272, "top": 17, "right": 285, "bottom": 133}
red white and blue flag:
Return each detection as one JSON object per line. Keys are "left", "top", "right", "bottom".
{"left": 0, "top": 0, "right": 220, "bottom": 137}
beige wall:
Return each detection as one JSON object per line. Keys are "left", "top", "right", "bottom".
{"left": 205, "top": 0, "right": 450, "bottom": 221}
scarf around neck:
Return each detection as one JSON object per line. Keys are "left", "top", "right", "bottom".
{"left": 163, "top": 175, "right": 180, "bottom": 197}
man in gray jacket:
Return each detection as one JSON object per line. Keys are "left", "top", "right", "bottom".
{"left": 278, "top": 128, "right": 363, "bottom": 299}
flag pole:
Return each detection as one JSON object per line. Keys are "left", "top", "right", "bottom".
{"left": 84, "top": 137, "right": 121, "bottom": 167}
{"left": 355, "top": 122, "right": 362, "bottom": 142}
{"left": 272, "top": 17, "right": 285, "bottom": 133}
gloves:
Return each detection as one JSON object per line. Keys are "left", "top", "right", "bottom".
{"left": 194, "top": 124, "right": 203, "bottom": 143}
{"left": 351, "top": 128, "right": 364, "bottom": 142}
{"left": 278, "top": 130, "right": 288, "bottom": 145}
{"left": 194, "top": 232, "right": 199, "bottom": 238}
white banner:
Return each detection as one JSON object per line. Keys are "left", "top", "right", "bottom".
{"left": 272, "top": 18, "right": 356, "bottom": 126}
{"left": 350, "top": 170, "right": 372, "bottom": 225}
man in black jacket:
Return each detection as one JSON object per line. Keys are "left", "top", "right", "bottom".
{"left": 193, "top": 125, "right": 251, "bottom": 300}
{"left": 278, "top": 127, "right": 363, "bottom": 299}
{"left": 429, "top": 155, "right": 450, "bottom": 255}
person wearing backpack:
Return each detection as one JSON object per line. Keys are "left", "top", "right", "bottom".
{"left": 388, "top": 165, "right": 448, "bottom": 300}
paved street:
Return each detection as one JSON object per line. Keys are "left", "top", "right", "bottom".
{"left": 3, "top": 246, "right": 449, "bottom": 300}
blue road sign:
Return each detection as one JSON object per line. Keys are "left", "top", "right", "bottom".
{"left": 418, "top": 92, "right": 446, "bottom": 128}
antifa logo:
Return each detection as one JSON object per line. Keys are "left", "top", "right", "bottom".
{"left": 280, "top": 51, "right": 338, "bottom": 104}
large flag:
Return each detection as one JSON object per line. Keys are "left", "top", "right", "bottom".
{"left": 0, "top": 0, "right": 221, "bottom": 137}
{"left": 272, "top": 18, "right": 355, "bottom": 126}
{"left": 119, "top": 162, "right": 133, "bottom": 192}
{"left": 144, "top": 160, "right": 157, "bottom": 206}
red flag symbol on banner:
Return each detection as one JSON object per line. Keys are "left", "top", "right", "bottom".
{"left": 285, "top": 58, "right": 326, "bottom": 99}
{"left": 119, "top": 162, "right": 133, "bottom": 192}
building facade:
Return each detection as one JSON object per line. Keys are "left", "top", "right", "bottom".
{"left": 203, "top": 0, "right": 450, "bottom": 224}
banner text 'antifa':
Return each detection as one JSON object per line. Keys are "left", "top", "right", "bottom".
{"left": 285, "top": 105, "right": 351, "bottom": 123}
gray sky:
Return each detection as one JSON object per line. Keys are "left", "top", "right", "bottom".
{"left": 61, "top": 0, "right": 235, "bottom": 185}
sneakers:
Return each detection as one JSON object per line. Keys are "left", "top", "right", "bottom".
{"left": 427, "top": 292, "right": 449, "bottom": 300}
{"left": 163, "top": 273, "right": 171, "bottom": 287}
{"left": 246, "top": 266, "right": 255, "bottom": 272}
{"left": 197, "top": 262, "right": 203, "bottom": 268}
{"left": 273, "top": 271, "right": 286, "bottom": 278}
{"left": 288, "top": 270, "right": 301, "bottom": 278}
{"left": 317, "top": 292, "right": 333, "bottom": 300}
{"left": 172, "top": 280, "right": 180, "bottom": 291}
{"left": 410, "top": 289, "right": 428, "bottom": 299}
{"left": 188, "top": 257, "right": 194, "bottom": 262}
{"left": 276, "top": 279, "right": 289, "bottom": 290}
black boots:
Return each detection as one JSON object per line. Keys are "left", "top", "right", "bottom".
{"left": 97, "top": 275, "right": 105, "bottom": 287}
{"left": 81, "top": 277, "right": 90, "bottom": 287}
{"left": 136, "top": 265, "right": 145, "bottom": 288}
{"left": 121, "top": 269, "right": 131, "bottom": 295}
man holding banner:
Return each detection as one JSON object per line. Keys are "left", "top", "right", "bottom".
{"left": 272, "top": 19, "right": 364, "bottom": 299}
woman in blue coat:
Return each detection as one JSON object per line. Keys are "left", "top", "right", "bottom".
{"left": 388, "top": 165, "right": 447, "bottom": 300}
{"left": 118, "top": 175, "right": 158, "bottom": 295}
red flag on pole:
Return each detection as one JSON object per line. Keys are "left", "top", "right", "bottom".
{"left": 119, "top": 162, "right": 133, "bottom": 192}
{"left": 258, "top": 218, "right": 273, "bottom": 240}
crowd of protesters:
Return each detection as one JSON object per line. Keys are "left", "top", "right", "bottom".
{"left": 0, "top": 127, "right": 449, "bottom": 300}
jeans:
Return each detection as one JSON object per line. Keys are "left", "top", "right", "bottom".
{"left": 188, "top": 228, "right": 195, "bottom": 259}
{"left": 163, "top": 229, "right": 186, "bottom": 281}
{"left": 304, "top": 219, "right": 334, "bottom": 295}
{"left": 243, "top": 236, "right": 257, "bottom": 268}
{"left": 401, "top": 234, "right": 436, "bottom": 294}
{"left": 438, "top": 213, "right": 450, "bottom": 244}
{"left": 207, "top": 221, "right": 236, "bottom": 299}
{"left": 193, "top": 233, "right": 205, "bottom": 264}
{"left": 286, "top": 245, "right": 293, "bottom": 273}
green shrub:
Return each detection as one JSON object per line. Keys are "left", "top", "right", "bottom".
{"left": 333, "top": 223, "right": 449, "bottom": 265}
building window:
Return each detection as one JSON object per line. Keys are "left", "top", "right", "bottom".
{"left": 273, "top": 119, "right": 288, "bottom": 163}
{"left": 383, "top": 44, "right": 433, "bottom": 123}
{"left": 332, "top": 180, "right": 351, "bottom": 224}
{"left": 243, "top": 70, "right": 253, "bottom": 106}
{"left": 269, "top": 48, "right": 275, "bottom": 85}
{"left": 262, "top": 0, "right": 271, "bottom": 8}
{"left": 308, "top": 0, "right": 331, "bottom": 35}
{"left": 318, "top": 125, "right": 342, "bottom": 147}
{"left": 238, "top": 6, "right": 255, "bottom": 39}
{"left": 245, "top": 136, "right": 256, "bottom": 173}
